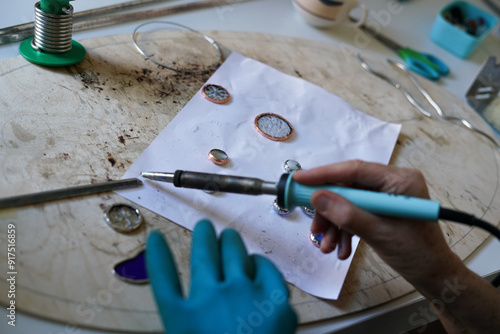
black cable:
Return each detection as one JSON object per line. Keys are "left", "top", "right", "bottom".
{"left": 439, "top": 207, "right": 500, "bottom": 287}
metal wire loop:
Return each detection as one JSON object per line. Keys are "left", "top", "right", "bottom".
{"left": 32, "top": 1, "right": 74, "bottom": 54}
{"left": 132, "top": 21, "right": 223, "bottom": 74}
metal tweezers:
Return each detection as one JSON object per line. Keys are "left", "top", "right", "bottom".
{"left": 356, "top": 53, "right": 500, "bottom": 151}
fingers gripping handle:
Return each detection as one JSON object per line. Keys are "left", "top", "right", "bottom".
{"left": 277, "top": 174, "right": 441, "bottom": 221}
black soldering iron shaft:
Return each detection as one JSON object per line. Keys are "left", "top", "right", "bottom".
{"left": 141, "top": 171, "right": 278, "bottom": 196}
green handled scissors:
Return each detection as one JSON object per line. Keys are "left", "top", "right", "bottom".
{"left": 359, "top": 24, "right": 449, "bottom": 81}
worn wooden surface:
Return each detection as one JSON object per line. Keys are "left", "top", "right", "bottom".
{"left": 0, "top": 31, "right": 499, "bottom": 332}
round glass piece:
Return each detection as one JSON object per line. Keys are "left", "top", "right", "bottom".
{"left": 104, "top": 204, "right": 143, "bottom": 233}
{"left": 208, "top": 148, "right": 229, "bottom": 165}
{"left": 301, "top": 206, "right": 316, "bottom": 218}
{"left": 273, "top": 198, "right": 291, "bottom": 216}
{"left": 202, "top": 84, "right": 230, "bottom": 104}
{"left": 310, "top": 233, "right": 323, "bottom": 248}
{"left": 132, "top": 21, "right": 222, "bottom": 73}
{"left": 284, "top": 159, "right": 302, "bottom": 173}
{"left": 254, "top": 113, "right": 294, "bottom": 141}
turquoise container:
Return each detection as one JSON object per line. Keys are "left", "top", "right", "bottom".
{"left": 430, "top": 1, "right": 499, "bottom": 58}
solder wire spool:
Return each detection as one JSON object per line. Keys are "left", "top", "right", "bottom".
{"left": 19, "top": 0, "right": 86, "bottom": 67}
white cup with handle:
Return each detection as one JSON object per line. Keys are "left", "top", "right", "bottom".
{"left": 292, "top": 0, "right": 369, "bottom": 28}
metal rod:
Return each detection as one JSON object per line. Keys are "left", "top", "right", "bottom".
{"left": 0, "top": 0, "right": 246, "bottom": 45}
{"left": 73, "top": 0, "right": 237, "bottom": 32}
{"left": 0, "top": 0, "right": 172, "bottom": 45}
{"left": 72, "top": 0, "right": 174, "bottom": 19}
{"left": 0, "top": 178, "right": 142, "bottom": 209}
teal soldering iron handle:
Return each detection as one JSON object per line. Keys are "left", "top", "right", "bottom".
{"left": 277, "top": 174, "right": 441, "bottom": 221}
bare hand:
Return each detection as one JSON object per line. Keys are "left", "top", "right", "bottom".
{"left": 294, "top": 160, "right": 500, "bottom": 333}
{"left": 293, "top": 160, "right": 461, "bottom": 286}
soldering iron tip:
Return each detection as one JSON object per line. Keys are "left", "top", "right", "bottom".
{"left": 140, "top": 172, "right": 175, "bottom": 183}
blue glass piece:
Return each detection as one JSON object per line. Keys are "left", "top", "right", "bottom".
{"left": 113, "top": 250, "right": 149, "bottom": 284}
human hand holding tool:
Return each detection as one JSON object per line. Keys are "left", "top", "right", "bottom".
{"left": 146, "top": 220, "right": 297, "bottom": 334}
{"left": 294, "top": 160, "right": 500, "bottom": 334}
{"left": 293, "top": 160, "right": 453, "bottom": 268}
{"left": 142, "top": 166, "right": 500, "bottom": 279}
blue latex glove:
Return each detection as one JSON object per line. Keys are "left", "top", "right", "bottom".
{"left": 146, "top": 219, "right": 298, "bottom": 334}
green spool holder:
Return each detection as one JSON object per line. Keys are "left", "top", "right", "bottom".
{"left": 19, "top": 0, "right": 86, "bottom": 66}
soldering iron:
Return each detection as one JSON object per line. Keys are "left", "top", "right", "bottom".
{"left": 141, "top": 170, "right": 500, "bottom": 286}
{"left": 141, "top": 170, "right": 444, "bottom": 220}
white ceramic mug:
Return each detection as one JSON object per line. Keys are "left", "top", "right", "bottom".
{"left": 292, "top": 0, "right": 368, "bottom": 28}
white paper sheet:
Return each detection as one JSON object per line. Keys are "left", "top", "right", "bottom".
{"left": 117, "top": 52, "right": 401, "bottom": 300}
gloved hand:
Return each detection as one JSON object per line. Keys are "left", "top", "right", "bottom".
{"left": 146, "top": 219, "right": 297, "bottom": 334}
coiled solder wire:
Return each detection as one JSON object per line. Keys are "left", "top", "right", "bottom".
{"left": 32, "top": 1, "right": 73, "bottom": 53}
